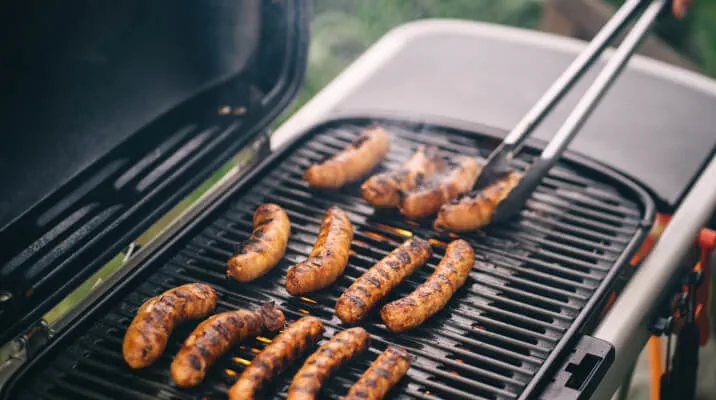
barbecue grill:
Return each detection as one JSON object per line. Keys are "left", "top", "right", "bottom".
{"left": 1, "top": 2, "right": 715, "bottom": 400}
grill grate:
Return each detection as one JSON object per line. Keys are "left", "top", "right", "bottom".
{"left": 3, "top": 119, "right": 651, "bottom": 400}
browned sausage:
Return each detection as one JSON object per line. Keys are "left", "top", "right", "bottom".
{"left": 227, "top": 203, "right": 291, "bottom": 282}
{"left": 286, "top": 206, "right": 353, "bottom": 295}
{"left": 122, "top": 283, "right": 217, "bottom": 369}
{"left": 398, "top": 156, "right": 481, "bottom": 220}
{"left": 170, "top": 302, "right": 285, "bottom": 387}
{"left": 287, "top": 327, "right": 370, "bottom": 400}
{"left": 380, "top": 240, "right": 474, "bottom": 332}
{"left": 434, "top": 171, "right": 521, "bottom": 232}
{"left": 335, "top": 237, "right": 432, "bottom": 324}
{"left": 228, "top": 316, "right": 325, "bottom": 400}
{"left": 360, "top": 145, "right": 444, "bottom": 208}
{"left": 344, "top": 346, "right": 412, "bottom": 400}
{"left": 304, "top": 125, "right": 390, "bottom": 189}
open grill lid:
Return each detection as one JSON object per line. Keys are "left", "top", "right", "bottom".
{"left": 0, "top": 0, "right": 309, "bottom": 345}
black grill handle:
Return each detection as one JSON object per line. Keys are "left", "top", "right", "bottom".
{"left": 539, "top": 335, "right": 615, "bottom": 400}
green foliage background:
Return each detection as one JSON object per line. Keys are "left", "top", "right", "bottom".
{"left": 606, "top": 0, "right": 716, "bottom": 76}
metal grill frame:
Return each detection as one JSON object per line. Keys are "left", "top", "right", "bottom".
{"left": 1, "top": 116, "right": 655, "bottom": 400}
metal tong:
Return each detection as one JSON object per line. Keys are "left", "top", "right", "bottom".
{"left": 474, "top": 0, "right": 671, "bottom": 224}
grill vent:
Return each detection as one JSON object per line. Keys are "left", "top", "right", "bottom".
{"left": 5, "top": 120, "right": 649, "bottom": 400}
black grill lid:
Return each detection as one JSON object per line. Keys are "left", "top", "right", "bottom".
{"left": 0, "top": 0, "right": 309, "bottom": 344}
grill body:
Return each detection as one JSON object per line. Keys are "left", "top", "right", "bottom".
{"left": 1, "top": 117, "right": 654, "bottom": 400}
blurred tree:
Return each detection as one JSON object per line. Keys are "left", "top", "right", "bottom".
{"left": 693, "top": 0, "right": 716, "bottom": 76}
{"left": 605, "top": 0, "right": 716, "bottom": 76}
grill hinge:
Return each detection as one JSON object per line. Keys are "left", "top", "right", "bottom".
{"left": 240, "top": 128, "right": 271, "bottom": 170}
{"left": 0, "top": 320, "right": 51, "bottom": 393}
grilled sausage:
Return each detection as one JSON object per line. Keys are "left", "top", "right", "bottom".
{"left": 227, "top": 203, "right": 291, "bottom": 282}
{"left": 123, "top": 283, "right": 217, "bottom": 369}
{"left": 398, "top": 156, "right": 481, "bottom": 220}
{"left": 287, "top": 327, "right": 370, "bottom": 400}
{"left": 344, "top": 346, "right": 412, "bottom": 400}
{"left": 228, "top": 316, "right": 325, "bottom": 400}
{"left": 170, "top": 302, "right": 285, "bottom": 387}
{"left": 380, "top": 240, "right": 474, "bottom": 332}
{"left": 435, "top": 171, "right": 522, "bottom": 232}
{"left": 304, "top": 125, "right": 390, "bottom": 189}
{"left": 286, "top": 206, "right": 353, "bottom": 295}
{"left": 335, "top": 237, "right": 432, "bottom": 324}
{"left": 360, "top": 145, "right": 444, "bottom": 208}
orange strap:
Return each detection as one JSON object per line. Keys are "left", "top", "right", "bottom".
{"left": 695, "top": 228, "right": 714, "bottom": 346}
{"left": 648, "top": 336, "right": 663, "bottom": 400}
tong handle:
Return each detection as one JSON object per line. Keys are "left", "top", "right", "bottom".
{"left": 501, "top": 0, "right": 649, "bottom": 154}
{"left": 472, "top": 0, "right": 653, "bottom": 191}
{"left": 489, "top": 0, "right": 669, "bottom": 224}
{"left": 538, "top": 0, "right": 669, "bottom": 163}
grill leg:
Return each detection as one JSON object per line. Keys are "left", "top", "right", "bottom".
{"left": 612, "top": 361, "right": 636, "bottom": 400}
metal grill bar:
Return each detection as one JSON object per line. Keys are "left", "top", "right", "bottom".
{"left": 4, "top": 119, "right": 650, "bottom": 400}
